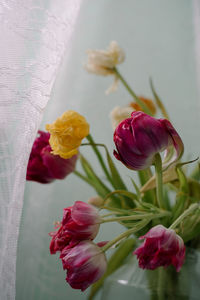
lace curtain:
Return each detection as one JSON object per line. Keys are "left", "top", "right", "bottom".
{"left": 0, "top": 1, "right": 200, "bottom": 300}
{"left": 0, "top": 1, "right": 82, "bottom": 299}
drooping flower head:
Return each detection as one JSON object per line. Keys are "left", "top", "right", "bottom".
{"left": 60, "top": 240, "right": 107, "bottom": 291}
{"left": 46, "top": 110, "right": 90, "bottom": 159}
{"left": 26, "top": 131, "right": 78, "bottom": 183}
{"left": 85, "top": 41, "right": 125, "bottom": 93}
{"left": 134, "top": 225, "right": 185, "bottom": 272}
{"left": 113, "top": 111, "right": 184, "bottom": 170}
{"left": 85, "top": 41, "right": 125, "bottom": 76}
{"left": 49, "top": 201, "right": 101, "bottom": 254}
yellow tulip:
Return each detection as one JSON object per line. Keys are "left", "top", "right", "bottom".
{"left": 46, "top": 110, "right": 90, "bottom": 159}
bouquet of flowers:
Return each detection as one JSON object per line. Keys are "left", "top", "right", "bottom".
{"left": 27, "top": 41, "right": 200, "bottom": 299}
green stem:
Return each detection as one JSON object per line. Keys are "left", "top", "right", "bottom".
{"left": 138, "top": 168, "right": 155, "bottom": 204}
{"left": 169, "top": 203, "right": 199, "bottom": 230}
{"left": 113, "top": 67, "right": 153, "bottom": 116}
{"left": 101, "top": 219, "right": 150, "bottom": 252}
{"left": 101, "top": 212, "right": 118, "bottom": 218}
{"left": 157, "top": 268, "right": 166, "bottom": 300}
{"left": 86, "top": 134, "right": 113, "bottom": 184}
{"left": 101, "top": 212, "right": 170, "bottom": 224}
{"left": 102, "top": 206, "right": 138, "bottom": 215}
{"left": 154, "top": 153, "right": 165, "bottom": 209}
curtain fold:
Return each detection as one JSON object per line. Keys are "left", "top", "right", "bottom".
{"left": 0, "top": 1, "right": 82, "bottom": 299}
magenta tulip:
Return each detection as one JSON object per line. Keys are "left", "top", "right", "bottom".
{"left": 60, "top": 241, "right": 107, "bottom": 291}
{"left": 113, "top": 111, "right": 184, "bottom": 170}
{"left": 26, "top": 131, "right": 78, "bottom": 183}
{"left": 134, "top": 225, "right": 185, "bottom": 272}
{"left": 49, "top": 201, "right": 101, "bottom": 254}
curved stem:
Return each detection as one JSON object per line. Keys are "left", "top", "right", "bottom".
{"left": 113, "top": 67, "right": 153, "bottom": 116}
{"left": 101, "top": 211, "right": 170, "bottom": 224}
{"left": 157, "top": 268, "right": 166, "bottom": 300}
{"left": 169, "top": 203, "right": 199, "bottom": 230}
{"left": 101, "top": 219, "right": 150, "bottom": 252}
{"left": 154, "top": 153, "right": 166, "bottom": 209}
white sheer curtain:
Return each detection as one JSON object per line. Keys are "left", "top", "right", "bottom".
{"left": 1, "top": 1, "right": 200, "bottom": 300}
{"left": 0, "top": 1, "right": 82, "bottom": 299}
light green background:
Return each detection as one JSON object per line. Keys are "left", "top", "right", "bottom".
{"left": 16, "top": 1, "right": 200, "bottom": 300}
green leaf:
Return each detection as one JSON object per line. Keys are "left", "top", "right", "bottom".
{"left": 88, "top": 238, "right": 136, "bottom": 300}
{"left": 81, "top": 141, "right": 132, "bottom": 209}
{"left": 104, "top": 148, "right": 127, "bottom": 190}
{"left": 82, "top": 140, "right": 127, "bottom": 191}
{"left": 188, "top": 179, "right": 200, "bottom": 200}
{"left": 172, "top": 165, "right": 189, "bottom": 221}
{"left": 140, "top": 167, "right": 177, "bottom": 193}
{"left": 79, "top": 155, "right": 112, "bottom": 198}
{"left": 78, "top": 155, "right": 123, "bottom": 208}
{"left": 189, "top": 162, "right": 200, "bottom": 181}
{"left": 86, "top": 135, "right": 114, "bottom": 185}
{"left": 129, "top": 177, "right": 141, "bottom": 200}
{"left": 138, "top": 169, "right": 155, "bottom": 204}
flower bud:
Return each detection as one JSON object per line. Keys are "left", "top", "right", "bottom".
{"left": 88, "top": 196, "right": 104, "bottom": 208}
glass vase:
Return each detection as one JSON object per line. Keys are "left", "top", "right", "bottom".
{"left": 101, "top": 248, "right": 200, "bottom": 300}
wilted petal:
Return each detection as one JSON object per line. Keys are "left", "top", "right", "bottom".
{"left": 110, "top": 105, "right": 134, "bottom": 130}
{"left": 71, "top": 201, "right": 101, "bottom": 225}
{"left": 134, "top": 225, "right": 185, "bottom": 272}
{"left": 161, "top": 119, "right": 184, "bottom": 169}
{"left": 85, "top": 41, "right": 125, "bottom": 93}
{"left": 113, "top": 111, "right": 184, "bottom": 170}
{"left": 49, "top": 202, "right": 100, "bottom": 254}
{"left": 26, "top": 131, "right": 78, "bottom": 183}
{"left": 61, "top": 241, "right": 107, "bottom": 291}
{"left": 46, "top": 110, "right": 90, "bottom": 159}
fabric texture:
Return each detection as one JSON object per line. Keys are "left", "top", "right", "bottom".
{"left": 0, "top": 1, "right": 82, "bottom": 299}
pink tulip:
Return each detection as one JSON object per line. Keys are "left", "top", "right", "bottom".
{"left": 26, "top": 131, "right": 78, "bottom": 183}
{"left": 60, "top": 241, "right": 107, "bottom": 291}
{"left": 50, "top": 201, "right": 101, "bottom": 254}
{"left": 134, "top": 225, "right": 185, "bottom": 272}
{"left": 113, "top": 111, "right": 183, "bottom": 170}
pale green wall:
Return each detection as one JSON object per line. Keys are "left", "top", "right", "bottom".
{"left": 16, "top": 1, "right": 200, "bottom": 300}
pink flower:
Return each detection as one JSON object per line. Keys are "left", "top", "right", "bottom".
{"left": 134, "top": 225, "right": 185, "bottom": 272}
{"left": 26, "top": 131, "right": 78, "bottom": 183}
{"left": 50, "top": 201, "right": 101, "bottom": 254}
{"left": 60, "top": 241, "right": 107, "bottom": 291}
{"left": 113, "top": 111, "right": 184, "bottom": 170}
